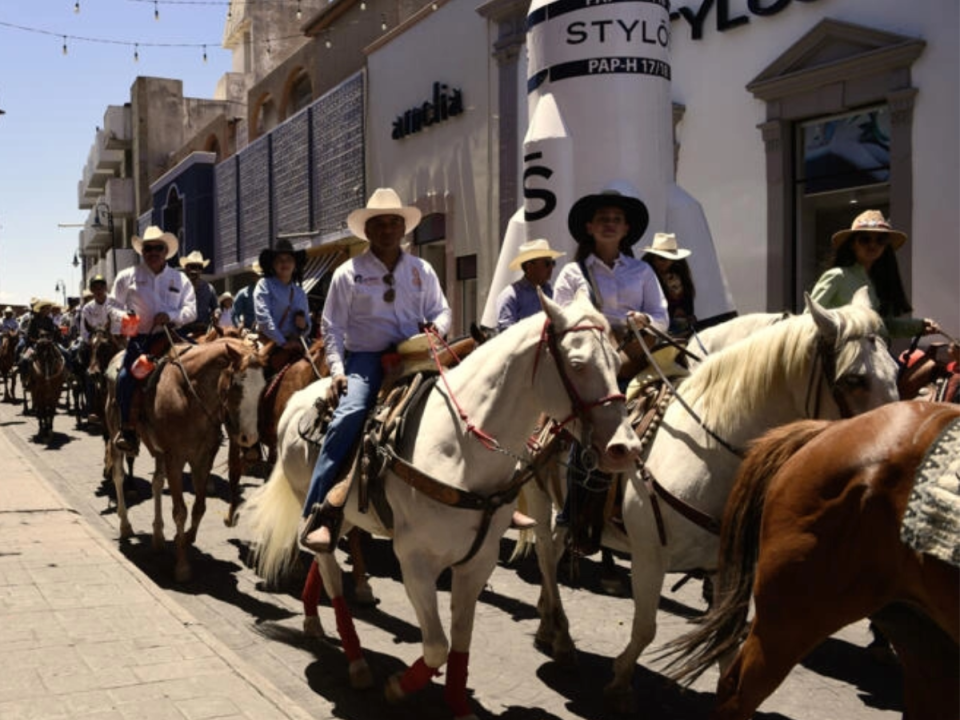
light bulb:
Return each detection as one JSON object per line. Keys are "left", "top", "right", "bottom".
{"left": 154, "top": 1, "right": 159, "bottom": 20}
{"left": 296, "top": 1, "right": 302, "bottom": 20}
{"left": 325, "top": 38, "right": 332, "bottom": 49}
{"left": 380, "top": 14, "right": 387, "bottom": 31}
{"left": 203, "top": 45, "right": 208, "bottom": 63}
{"left": 134, "top": 44, "right": 139, "bottom": 62}
{"left": 359, "top": 0, "right": 366, "bottom": 9}
{"left": 62, "top": 36, "right": 68, "bottom": 55}
{"left": 431, "top": 1, "right": 437, "bottom": 9}
{"left": 74, "top": 1, "right": 80, "bottom": 13}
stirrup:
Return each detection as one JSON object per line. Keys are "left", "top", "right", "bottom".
{"left": 299, "top": 502, "right": 344, "bottom": 554}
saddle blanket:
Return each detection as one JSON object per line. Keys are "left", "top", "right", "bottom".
{"left": 900, "top": 416, "right": 960, "bottom": 568}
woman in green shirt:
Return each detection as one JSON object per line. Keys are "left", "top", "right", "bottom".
{"left": 810, "top": 209, "right": 940, "bottom": 338}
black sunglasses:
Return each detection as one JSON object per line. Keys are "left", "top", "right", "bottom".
{"left": 141, "top": 244, "right": 167, "bottom": 254}
{"left": 383, "top": 273, "right": 395, "bottom": 303}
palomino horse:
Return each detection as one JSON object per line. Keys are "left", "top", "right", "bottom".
{"left": 522, "top": 289, "right": 901, "bottom": 711}
{"left": 664, "top": 401, "right": 960, "bottom": 720}
{"left": 0, "top": 330, "right": 18, "bottom": 403}
{"left": 29, "top": 335, "right": 66, "bottom": 441}
{"left": 105, "top": 337, "right": 266, "bottom": 582}
{"left": 244, "top": 292, "right": 642, "bottom": 718}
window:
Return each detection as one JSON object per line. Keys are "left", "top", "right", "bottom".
{"left": 794, "top": 107, "right": 891, "bottom": 305}
{"left": 287, "top": 71, "right": 313, "bottom": 117}
{"left": 747, "top": 19, "right": 924, "bottom": 311}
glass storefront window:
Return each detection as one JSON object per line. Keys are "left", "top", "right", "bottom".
{"left": 793, "top": 107, "right": 891, "bottom": 309}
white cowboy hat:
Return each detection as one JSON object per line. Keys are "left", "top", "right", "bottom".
{"left": 131, "top": 226, "right": 179, "bottom": 259}
{"left": 642, "top": 232, "right": 691, "bottom": 261}
{"left": 831, "top": 209, "right": 907, "bottom": 251}
{"left": 32, "top": 298, "right": 55, "bottom": 313}
{"left": 219, "top": 291, "right": 234, "bottom": 303}
{"left": 347, "top": 188, "right": 422, "bottom": 242}
{"left": 2, "top": 306, "right": 13, "bottom": 314}
{"left": 179, "top": 250, "right": 211, "bottom": 269}
{"left": 508, "top": 239, "right": 566, "bottom": 271}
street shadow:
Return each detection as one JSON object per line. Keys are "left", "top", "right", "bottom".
{"left": 118, "top": 532, "right": 297, "bottom": 624}
{"left": 40, "top": 431, "right": 75, "bottom": 450}
{"left": 0, "top": 419, "right": 26, "bottom": 426}
{"left": 799, "top": 636, "right": 903, "bottom": 711}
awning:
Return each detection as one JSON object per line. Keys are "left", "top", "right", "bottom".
{"left": 301, "top": 250, "right": 345, "bottom": 294}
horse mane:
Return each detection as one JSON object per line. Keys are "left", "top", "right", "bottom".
{"left": 678, "top": 303, "right": 881, "bottom": 438}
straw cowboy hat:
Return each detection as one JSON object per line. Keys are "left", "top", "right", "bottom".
{"left": 32, "top": 299, "right": 55, "bottom": 313}
{"left": 831, "top": 209, "right": 906, "bottom": 251}
{"left": 219, "top": 291, "right": 234, "bottom": 303}
{"left": 251, "top": 260, "right": 263, "bottom": 276}
{"left": 179, "top": 250, "right": 211, "bottom": 269}
{"left": 258, "top": 239, "right": 307, "bottom": 279}
{"left": 81, "top": 290, "right": 94, "bottom": 301}
{"left": 642, "top": 232, "right": 691, "bottom": 261}
{"left": 3, "top": 306, "right": 13, "bottom": 314}
{"left": 347, "top": 188, "right": 422, "bottom": 242}
{"left": 509, "top": 239, "right": 566, "bottom": 271}
{"left": 131, "top": 226, "right": 179, "bottom": 259}
{"left": 568, "top": 181, "right": 649, "bottom": 248}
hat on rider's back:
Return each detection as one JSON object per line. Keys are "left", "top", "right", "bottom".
{"left": 132, "top": 226, "right": 179, "bottom": 260}
{"left": 568, "top": 181, "right": 649, "bottom": 249}
{"left": 179, "top": 250, "right": 211, "bottom": 269}
{"left": 347, "top": 188, "right": 422, "bottom": 242}
{"left": 258, "top": 239, "right": 307, "bottom": 279}
{"left": 831, "top": 209, "right": 907, "bottom": 251}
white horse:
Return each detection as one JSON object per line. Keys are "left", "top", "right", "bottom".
{"left": 523, "top": 289, "right": 901, "bottom": 711}
{"left": 243, "top": 292, "right": 642, "bottom": 719}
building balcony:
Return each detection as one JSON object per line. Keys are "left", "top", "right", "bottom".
{"left": 104, "top": 177, "right": 135, "bottom": 218}
{"left": 102, "top": 105, "right": 132, "bottom": 150}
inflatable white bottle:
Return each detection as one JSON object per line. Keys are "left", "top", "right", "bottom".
{"left": 482, "top": 0, "right": 734, "bottom": 327}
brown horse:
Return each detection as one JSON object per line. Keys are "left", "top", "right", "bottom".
{"left": 664, "top": 401, "right": 960, "bottom": 720}
{"left": 105, "top": 337, "right": 267, "bottom": 581}
{"left": 29, "top": 335, "right": 65, "bottom": 441}
{"left": 0, "top": 330, "right": 18, "bottom": 402}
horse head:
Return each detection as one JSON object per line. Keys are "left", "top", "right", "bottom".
{"left": 217, "top": 340, "right": 267, "bottom": 448}
{"left": 540, "top": 290, "right": 642, "bottom": 474}
{"left": 805, "top": 287, "right": 899, "bottom": 417}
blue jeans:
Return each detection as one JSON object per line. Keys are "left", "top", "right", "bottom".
{"left": 116, "top": 330, "right": 191, "bottom": 426}
{"left": 303, "top": 351, "right": 383, "bottom": 516}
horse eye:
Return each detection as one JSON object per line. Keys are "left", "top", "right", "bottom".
{"left": 839, "top": 374, "right": 868, "bottom": 390}
{"left": 569, "top": 358, "right": 585, "bottom": 372}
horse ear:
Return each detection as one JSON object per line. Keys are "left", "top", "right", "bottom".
{"left": 805, "top": 292, "right": 839, "bottom": 344}
{"left": 851, "top": 285, "right": 873, "bottom": 310}
{"left": 540, "top": 287, "right": 563, "bottom": 325}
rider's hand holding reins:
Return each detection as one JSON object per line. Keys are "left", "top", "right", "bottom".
{"left": 922, "top": 318, "right": 942, "bottom": 336}
{"left": 327, "top": 374, "right": 348, "bottom": 407}
{"left": 152, "top": 312, "right": 171, "bottom": 328}
{"left": 626, "top": 311, "right": 651, "bottom": 331}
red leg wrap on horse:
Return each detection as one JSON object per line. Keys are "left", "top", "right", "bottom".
{"left": 332, "top": 596, "right": 363, "bottom": 662}
{"left": 301, "top": 559, "right": 323, "bottom": 617}
{"left": 444, "top": 650, "right": 471, "bottom": 718}
{"left": 399, "top": 657, "right": 440, "bottom": 695}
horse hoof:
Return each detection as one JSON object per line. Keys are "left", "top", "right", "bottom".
{"left": 353, "top": 582, "right": 379, "bottom": 607}
{"left": 602, "top": 684, "right": 636, "bottom": 715}
{"left": 119, "top": 521, "right": 134, "bottom": 539}
{"left": 223, "top": 510, "right": 238, "bottom": 528}
{"left": 174, "top": 562, "right": 192, "bottom": 584}
{"left": 600, "top": 574, "right": 629, "bottom": 597}
{"left": 348, "top": 659, "right": 373, "bottom": 690}
{"left": 384, "top": 673, "right": 406, "bottom": 704}
{"left": 152, "top": 533, "right": 165, "bottom": 552}
{"left": 303, "top": 615, "right": 325, "bottom": 639}
{"left": 553, "top": 645, "right": 577, "bottom": 669}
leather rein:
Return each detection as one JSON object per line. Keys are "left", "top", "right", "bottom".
{"left": 384, "top": 319, "right": 625, "bottom": 566}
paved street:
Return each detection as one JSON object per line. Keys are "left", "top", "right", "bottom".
{"left": 0, "top": 396, "right": 906, "bottom": 719}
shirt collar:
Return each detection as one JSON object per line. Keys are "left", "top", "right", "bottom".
{"left": 586, "top": 253, "right": 623, "bottom": 270}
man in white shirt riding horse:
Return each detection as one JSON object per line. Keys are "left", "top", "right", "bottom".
{"left": 299, "top": 188, "right": 451, "bottom": 553}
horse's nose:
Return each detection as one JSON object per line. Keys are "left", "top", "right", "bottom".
{"left": 238, "top": 432, "right": 258, "bottom": 448}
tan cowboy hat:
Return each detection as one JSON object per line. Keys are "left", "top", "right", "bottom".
{"left": 251, "top": 260, "right": 263, "bottom": 276}
{"left": 81, "top": 289, "right": 94, "bottom": 301}
{"left": 179, "top": 250, "right": 211, "bottom": 269}
{"left": 2, "top": 306, "right": 13, "bottom": 314}
{"left": 131, "top": 226, "right": 179, "bottom": 259}
{"left": 642, "top": 232, "right": 691, "bottom": 261}
{"left": 568, "top": 181, "right": 650, "bottom": 248}
{"left": 347, "top": 188, "right": 422, "bottom": 242}
{"left": 509, "top": 239, "right": 566, "bottom": 271}
{"left": 219, "top": 291, "right": 234, "bottom": 303}
{"left": 831, "top": 209, "right": 906, "bottom": 251}
{"left": 32, "top": 299, "right": 55, "bottom": 313}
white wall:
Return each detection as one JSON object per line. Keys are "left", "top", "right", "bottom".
{"left": 366, "top": 0, "right": 494, "bottom": 321}
{"left": 669, "top": 0, "right": 959, "bottom": 334}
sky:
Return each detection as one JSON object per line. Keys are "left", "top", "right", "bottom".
{"left": 0, "top": 0, "right": 236, "bottom": 307}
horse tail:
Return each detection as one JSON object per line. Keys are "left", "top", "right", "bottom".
{"left": 660, "top": 418, "right": 831, "bottom": 684}
{"left": 244, "top": 462, "right": 303, "bottom": 586}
